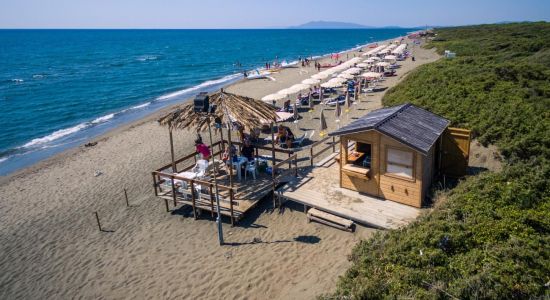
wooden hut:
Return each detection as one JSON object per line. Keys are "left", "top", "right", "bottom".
{"left": 328, "top": 103, "right": 470, "bottom": 208}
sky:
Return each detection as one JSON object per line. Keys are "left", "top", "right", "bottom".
{"left": 0, "top": 0, "right": 548, "bottom": 29}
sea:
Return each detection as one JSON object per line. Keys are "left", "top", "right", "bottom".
{"left": 0, "top": 29, "right": 414, "bottom": 175}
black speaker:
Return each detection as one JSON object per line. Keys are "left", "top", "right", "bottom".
{"left": 194, "top": 92, "right": 209, "bottom": 113}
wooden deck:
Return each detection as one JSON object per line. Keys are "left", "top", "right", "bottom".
{"left": 276, "top": 162, "right": 421, "bottom": 229}
{"left": 156, "top": 172, "right": 280, "bottom": 223}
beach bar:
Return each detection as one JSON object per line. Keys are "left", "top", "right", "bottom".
{"left": 329, "top": 103, "right": 470, "bottom": 207}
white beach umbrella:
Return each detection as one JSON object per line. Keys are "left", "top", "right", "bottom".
{"left": 321, "top": 80, "right": 343, "bottom": 88}
{"left": 302, "top": 78, "right": 320, "bottom": 85}
{"left": 289, "top": 83, "right": 310, "bottom": 93}
{"left": 277, "top": 88, "right": 294, "bottom": 96}
{"left": 364, "top": 58, "right": 375, "bottom": 64}
{"left": 356, "top": 62, "right": 369, "bottom": 68}
{"left": 376, "top": 62, "right": 390, "bottom": 67}
{"left": 343, "top": 67, "right": 362, "bottom": 75}
{"left": 371, "top": 56, "right": 382, "bottom": 61}
{"left": 337, "top": 73, "right": 355, "bottom": 80}
{"left": 261, "top": 93, "right": 287, "bottom": 103}
{"left": 311, "top": 72, "right": 329, "bottom": 80}
{"left": 361, "top": 72, "right": 382, "bottom": 78}
{"left": 384, "top": 55, "right": 397, "bottom": 60}
{"left": 330, "top": 77, "right": 347, "bottom": 84}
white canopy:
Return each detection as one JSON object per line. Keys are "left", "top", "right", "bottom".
{"left": 343, "top": 67, "right": 362, "bottom": 75}
{"left": 288, "top": 83, "right": 310, "bottom": 93}
{"left": 261, "top": 93, "right": 287, "bottom": 102}
{"left": 362, "top": 45, "right": 387, "bottom": 57}
{"left": 321, "top": 80, "right": 344, "bottom": 88}
{"left": 337, "top": 73, "right": 355, "bottom": 79}
{"left": 361, "top": 72, "right": 382, "bottom": 78}
{"left": 302, "top": 78, "right": 320, "bottom": 85}
{"left": 392, "top": 44, "right": 407, "bottom": 55}
{"left": 277, "top": 88, "right": 295, "bottom": 96}
{"left": 311, "top": 72, "right": 329, "bottom": 80}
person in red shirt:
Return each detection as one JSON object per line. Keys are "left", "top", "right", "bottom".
{"left": 195, "top": 136, "right": 211, "bottom": 160}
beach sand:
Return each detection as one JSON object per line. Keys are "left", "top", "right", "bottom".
{"left": 0, "top": 38, "right": 440, "bottom": 299}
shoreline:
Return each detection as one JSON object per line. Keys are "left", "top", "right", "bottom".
{"left": 0, "top": 33, "right": 410, "bottom": 178}
{"left": 0, "top": 36, "right": 440, "bottom": 299}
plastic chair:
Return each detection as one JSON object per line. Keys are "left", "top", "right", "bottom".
{"left": 244, "top": 159, "right": 257, "bottom": 180}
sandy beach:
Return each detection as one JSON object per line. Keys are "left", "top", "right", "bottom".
{"left": 0, "top": 38, "right": 441, "bottom": 299}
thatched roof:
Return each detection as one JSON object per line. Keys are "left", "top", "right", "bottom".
{"left": 158, "top": 90, "right": 278, "bottom": 131}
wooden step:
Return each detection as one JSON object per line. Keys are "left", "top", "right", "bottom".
{"left": 307, "top": 208, "right": 354, "bottom": 232}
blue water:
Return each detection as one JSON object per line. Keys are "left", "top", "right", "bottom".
{"left": 0, "top": 29, "right": 413, "bottom": 175}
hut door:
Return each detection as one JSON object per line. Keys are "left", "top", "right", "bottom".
{"left": 440, "top": 127, "right": 471, "bottom": 177}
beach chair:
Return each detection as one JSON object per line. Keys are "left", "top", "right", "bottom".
{"left": 292, "top": 130, "right": 315, "bottom": 148}
{"left": 244, "top": 159, "right": 257, "bottom": 180}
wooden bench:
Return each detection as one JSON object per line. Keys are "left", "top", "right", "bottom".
{"left": 307, "top": 208, "right": 354, "bottom": 232}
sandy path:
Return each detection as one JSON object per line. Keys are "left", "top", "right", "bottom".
{"left": 0, "top": 38, "right": 439, "bottom": 299}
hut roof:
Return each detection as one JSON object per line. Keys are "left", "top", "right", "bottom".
{"left": 158, "top": 90, "right": 278, "bottom": 131}
{"left": 329, "top": 103, "right": 449, "bottom": 155}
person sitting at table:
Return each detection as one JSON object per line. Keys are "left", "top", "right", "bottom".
{"left": 275, "top": 126, "right": 295, "bottom": 149}
{"left": 222, "top": 144, "right": 237, "bottom": 166}
{"left": 240, "top": 138, "right": 255, "bottom": 161}
{"left": 195, "top": 135, "right": 211, "bottom": 160}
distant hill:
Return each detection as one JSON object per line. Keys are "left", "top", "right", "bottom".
{"left": 289, "top": 21, "right": 418, "bottom": 29}
{"left": 289, "top": 21, "right": 372, "bottom": 29}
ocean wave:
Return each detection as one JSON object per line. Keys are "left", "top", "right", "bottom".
{"left": 11, "top": 78, "right": 24, "bottom": 83}
{"left": 130, "top": 102, "right": 151, "bottom": 110}
{"left": 0, "top": 157, "right": 8, "bottom": 164}
{"left": 22, "top": 123, "right": 89, "bottom": 148}
{"left": 91, "top": 113, "right": 115, "bottom": 124}
{"left": 32, "top": 74, "right": 45, "bottom": 79}
{"left": 156, "top": 73, "right": 242, "bottom": 101}
{"left": 136, "top": 55, "right": 160, "bottom": 62}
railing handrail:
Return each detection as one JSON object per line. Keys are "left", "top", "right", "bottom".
{"left": 273, "top": 154, "right": 297, "bottom": 169}
{"left": 152, "top": 170, "right": 235, "bottom": 193}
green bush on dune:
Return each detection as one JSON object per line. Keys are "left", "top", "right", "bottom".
{"left": 330, "top": 23, "right": 550, "bottom": 299}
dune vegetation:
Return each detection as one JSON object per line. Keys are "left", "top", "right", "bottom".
{"left": 330, "top": 23, "right": 550, "bottom": 299}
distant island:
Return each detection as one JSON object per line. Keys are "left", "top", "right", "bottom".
{"left": 289, "top": 21, "right": 409, "bottom": 29}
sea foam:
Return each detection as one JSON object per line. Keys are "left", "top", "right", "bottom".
{"left": 156, "top": 73, "right": 242, "bottom": 101}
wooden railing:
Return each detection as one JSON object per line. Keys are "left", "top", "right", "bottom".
{"left": 151, "top": 170, "right": 238, "bottom": 226}
{"left": 155, "top": 140, "right": 225, "bottom": 173}
{"left": 271, "top": 154, "right": 298, "bottom": 207}
{"left": 309, "top": 136, "right": 340, "bottom": 166}
{"left": 152, "top": 136, "right": 341, "bottom": 220}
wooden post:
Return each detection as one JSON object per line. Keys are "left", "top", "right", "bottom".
{"left": 310, "top": 147, "right": 314, "bottom": 166}
{"left": 270, "top": 122, "right": 276, "bottom": 168}
{"left": 94, "top": 211, "right": 102, "bottom": 232}
{"left": 170, "top": 177, "right": 177, "bottom": 207}
{"left": 164, "top": 199, "right": 170, "bottom": 212}
{"left": 152, "top": 173, "right": 158, "bottom": 196}
{"left": 332, "top": 136, "right": 336, "bottom": 152}
{"left": 288, "top": 152, "right": 292, "bottom": 169}
{"left": 168, "top": 125, "right": 177, "bottom": 173}
{"left": 294, "top": 155, "right": 298, "bottom": 177}
{"left": 123, "top": 188, "right": 129, "bottom": 207}
{"left": 227, "top": 123, "right": 234, "bottom": 187}
{"left": 209, "top": 185, "right": 214, "bottom": 218}
{"left": 229, "top": 189, "right": 235, "bottom": 226}
{"left": 190, "top": 181, "right": 197, "bottom": 219}
{"left": 219, "top": 126, "right": 225, "bottom": 152}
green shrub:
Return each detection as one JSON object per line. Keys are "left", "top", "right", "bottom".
{"left": 330, "top": 23, "right": 550, "bottom": 299}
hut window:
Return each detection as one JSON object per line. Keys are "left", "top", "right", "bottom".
{"left": 386, "top": 147, "right": 414, "bottom": 179}
{"left": 349, "top": 141, "right": 372, "bottom": 168}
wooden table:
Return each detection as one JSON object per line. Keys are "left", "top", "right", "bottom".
{"left": 346, "top": 152, "right": 365, "bottom": 163}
